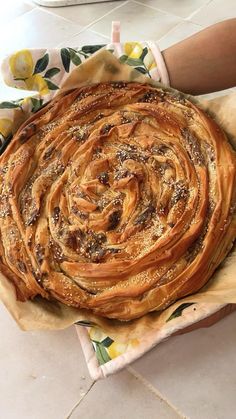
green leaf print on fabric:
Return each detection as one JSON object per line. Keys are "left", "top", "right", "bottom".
{"left": 166, "top": 303, "right": 196, "bottom": 322}
{"left": 60, "top": 48, "right": 71, "bottom": 73}
{"left": 140, "top": 46, "right": 148, "bottom": 61}
{"left": 44, "top": 67, "right": 60, "bottom": 79}
{"left": 0, "top": 101, "right": 22, "bottom": 109}
{"left": 34, "top": 54, "right": 49, "bottom": 75}
{"left": 81, "top": 45, "right": 105, "bottom": 55}
{"left": 31, "top": 97, "right": 44, "bottom": 113}
{"left": 94, "top": 341, "right": 111, "bottom": 365}
{"left": 45, "top": 80, "right": 59, "bottom": 90}
{"left": 68, "top": 48, "right": 82, "bottom": 66}
{"left": 101, "top": 337, "right": 114, "bottom": 347}
{"left": 135, "top": 66, "right": 147, "bottom": 74}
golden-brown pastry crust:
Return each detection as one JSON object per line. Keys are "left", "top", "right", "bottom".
{"left": 0, "top": 82, "right": 235, "bottom": 320}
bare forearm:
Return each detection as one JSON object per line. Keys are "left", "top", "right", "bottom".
{"left": 162, "top": 19, "right": 236, "bottom": 95}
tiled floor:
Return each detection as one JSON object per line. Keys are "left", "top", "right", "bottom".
{"left": 0, "top": 1, "right": 235, "bottom": 418}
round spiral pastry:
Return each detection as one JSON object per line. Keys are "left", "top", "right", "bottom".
{"left": 0, "top": 82, "right": 235, "bottom": 320}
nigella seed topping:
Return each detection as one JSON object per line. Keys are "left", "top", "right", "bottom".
{"left": 18, "top": 123, "right": 37, "bottom": 144}
{"left": 170, "top": 181, "right": 188, "bottom": 206}
{"left": 97, "top": 172, "right": 109, "bottom": 185}
{"left": 111, "top": 81, "right": 127, "bottom": 89}
{"left": 93, "top": 113, "right": 104, "bottom": 122}
{"left": 114, "top": 169, "right": 132, "bottom": 180}
{"left": 151, "top": 145, "right": 168, "bottom": 155}
{"left": 108, "top": 210, "right": 122, "bottom": 230}
{"left": 67, "top": 229, "right": 84, "bottom": 252}
{"left": 138, "top": 91, "right": 159, "bottom": 103}
{"left": 108, "top": 248, "right": 121, "bottom": 254}
{"left": 26, "top": 209, "right": 40, "bottom": 226}
{"left": 35, "top": 244, "right": 45, "bottom": 265}
{"left": 71, "top": 206, "right": 88, "bottom": 220}
{"left": 18, "top": 260, "right": 27, "bottom": 273}
{"left": 50, "top": 240, "right": 65, "bottom": 263}
{"left": 43, "top": 146, "right": 55, "bottom": 160}
{"left": 52, "top": 207, "right": 60, "bottom": 224}
{"left": 134, "top": 205, "right": 155, "bottom": 225}
{"left": 181, "top": 128, "right": 205, "bottom": 165}
{"left": 100, "top": 124, "right": 114, "bottom": 135}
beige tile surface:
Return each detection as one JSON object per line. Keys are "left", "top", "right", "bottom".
{"left": 132, "top": 312, "right": 236, "bottom": 419}
{"left": 57, "top": 29, "right": 109, "bottom": 48}
{"left": 69, "top": 369, "right": 180, "bottom": 419}
{"left": 0, "top": 8, "right": 82, "bottom": 60}
{"left": 158, "top": 20, "right": 202, "bottom": 50}
{"left": 42, "top": 0, "right": 125, "bottom": 26}
{"left": 0, "top": 303, "right": 93, "bottom": 419}
{"left": 190, "top": 0, "right": 236, "bottom": 26}
{"left": 0, "top": 0, "right": 34, "bottom": 26}
{"left": 136, "top": 0, "right": 211, "bottom": 18}
{"left": 89, "top": 0, "right": 182, "bottom": 40}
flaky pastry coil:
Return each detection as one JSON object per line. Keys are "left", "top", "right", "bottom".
{"left": 0, "top": 82, "right": 235, "bottom": 320}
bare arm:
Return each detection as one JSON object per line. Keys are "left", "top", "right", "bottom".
{"left": 162, "top": 19, "right": 236, "bottom": 95}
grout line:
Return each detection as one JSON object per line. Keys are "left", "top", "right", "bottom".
{"left": 64, "top": 380, "right": 96, "bottom": 419}
{"left": 186, "top": 0, "right": 213, "bottom": 21}
{"left": 157, "top": 21, "right": 187, "bottom": 44}
{"left": 127, "top": 366, "right": 188, "bottom": 419}
{"left": 55, "top": 26, "right": 110, "bottom": 48}
{"left": 32, "top": 5, "right": 87, "bottom": 26}
{"left": 74, "top": 0, "right": 129, "bottom": 33}
{"left": 38, "top": 0, "right": 128, "bottom": 30}
{"left": 84, "top": 28, "right": 110, "bottom": 39}
{"left": 132, "top": 0, "right": 183, "bottom": 20}
{"left": 36, "top": 0, "right": 129, "bottom": 44}
{"left": 157, "top": 20, "right": 204, "bottom": 48}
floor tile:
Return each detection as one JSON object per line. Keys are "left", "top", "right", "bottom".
{"left": 158, "top": 20, "right": 202, "bottom": 50}
{"left": 132, "top": 311, "right": 236, "bottom": 419}
{"left": 0, "top": 8, "right": 82, "bottom": 60}
{"left": 40, "top": 1, "right": 124, "bottom": 26}
{"left": 136, "top": 0, "right": 211, "bottom": 18}
{"left": 0, "top": 0, "right": 34, "bottom": 26}
{"left": 190, "top": 0, "right": 236, "bottom": 26}
{"left": 57, "top": 29, "right": 109, "bottom": 48}
{"left": 70, "top": 369, "right": 179, "bottom": 419}
{"left": 89, "top": 0, "right": 182, "bottom": 41}
{"left": 0, "top": 303, "right": 93, "bottom": 419}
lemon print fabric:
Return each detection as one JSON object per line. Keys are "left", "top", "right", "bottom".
{"left": 89, "top": 326, "right": 140, "bottom": 365}
{"left": 9, "top": 50, "right": 59, "bottom": 95}
{"left": 107, "top": 339, "right": 139, "bottom": 359}
{"left": 9, "top": 50, "right": 34, "bottom": 79}
{"left": 124, "top": 42, "right": 143, "bottom": 58}
{"left": 120, "top": 42, "right": 157, "bottom": 77}
{"left": 25, "top": 75, "right": 49, "bottom": 96}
